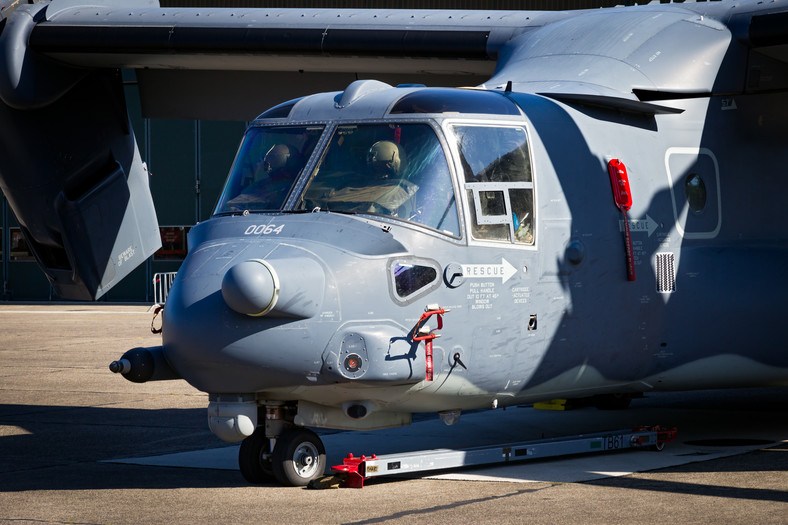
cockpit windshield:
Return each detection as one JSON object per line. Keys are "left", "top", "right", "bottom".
{"left": 214, "top": 126, "right": 323, "bottom": 214}
{"left": 296, "top": 123, "right": 459, "bottom": 236}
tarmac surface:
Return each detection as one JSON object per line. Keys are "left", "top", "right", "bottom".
{"left": 0, "top": 304, "right": 786, "bottom": 524}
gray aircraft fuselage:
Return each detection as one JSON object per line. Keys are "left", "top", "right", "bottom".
{"left": 1, "top": 0, "right": 787, "bottom": 484}
{"left": 162, "top": 82, "right": 788, "bottom": 434}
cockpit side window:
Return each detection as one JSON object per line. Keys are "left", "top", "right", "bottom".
{"left": 388, "top": 258, "right": 442, "bottom": 305}
{"left": 452, "top": 125, "right": 535, "bottom": 245}
{"left": 214, "top": 126, "right": 324, "bottom": 214}
{"left": 295, "top": 123, "right": 460, "bottom": 236}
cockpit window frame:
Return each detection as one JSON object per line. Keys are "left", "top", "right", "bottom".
{"left": 389, "top": 88, "right": 524, "bottom": 116}
{"left": 386, "top": 256, "right": 443, "bottom": 306}
{"left": 285, "top": 118, "right": 466, "bottom": 240}
{"left": 217, "top": 114, "right": 550, "bottom": 246}
{"left": 213, "top": 122, "right": 329, "bottom": 216}
{"left": 443, "top": 119, "right": 538, "bottom": 250}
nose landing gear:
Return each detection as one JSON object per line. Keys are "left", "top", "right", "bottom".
{"left": 238, "top": 428, "right": 274, "bottom": 483}
{"left": 272, "top": 428, "right": 326, "bottom": 486}
{"left": 238, "top": 405, "right": 326, "bottom": 487}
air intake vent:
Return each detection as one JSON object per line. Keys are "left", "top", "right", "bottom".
{"left": 656, "top": 252, "right": 676, "bottom": 293}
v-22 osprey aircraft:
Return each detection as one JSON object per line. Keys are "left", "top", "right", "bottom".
{"left": 0, "top": 0, "right": 787, "bottom": 486}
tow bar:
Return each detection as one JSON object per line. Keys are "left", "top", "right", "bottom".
{"left": 331, "top": 426, "right": 677, "bottom": 488}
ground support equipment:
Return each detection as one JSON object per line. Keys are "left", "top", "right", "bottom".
{"left": 331, "top": 426, "right": 676, "bottom": 488}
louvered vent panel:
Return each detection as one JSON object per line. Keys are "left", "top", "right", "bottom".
{"left": 656, "top": 252, "right": 675, "bottom": 293}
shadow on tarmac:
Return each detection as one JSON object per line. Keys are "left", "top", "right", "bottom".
{"left": 2, "top": 390, "right": 787, "bottom": 496}
{"left": 586, "top": 446, "right": 788, "bottom": 504}
{"left": 0, "top": 404, "right": 240, "bottom": 492}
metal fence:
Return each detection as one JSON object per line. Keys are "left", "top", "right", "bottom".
{"left": 152, "top": 272, "right": 178, "bottom": 305}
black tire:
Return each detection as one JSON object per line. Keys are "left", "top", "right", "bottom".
{"left": 271, "top": 428, "right": 326, "bottom": 487}
{"left": 238, "top": 428, "right": 274, "bottom": 484}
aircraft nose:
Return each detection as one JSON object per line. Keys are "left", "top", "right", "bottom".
{"left": 221, "top": 257, "right": 325, "bottom": 319}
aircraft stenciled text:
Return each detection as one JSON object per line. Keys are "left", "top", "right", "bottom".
{"left": 618, "top": 214, "right": 658, "bottom": 237}
{"left": 461, "top": 258, "right": 518, "bottom": 284}
{"left": 116, "top": 246, "right": 135, "bottom": 267}
{"left": 604, "top": 434, "right": 625, "bottom": 450}
{"left": 464, "top": 265, "right": 502, "bottom": 277}
{"left": 512, "top": 286, "right": 531, "bottom": 305}
{"left": 467, "top": 281, "right": 499, "bottom": 310}
{"left": 244, "top": 224, "right": 285, "bottom": 236}
{"left": 632, "top": 240, "right": 646, "bottom": 266}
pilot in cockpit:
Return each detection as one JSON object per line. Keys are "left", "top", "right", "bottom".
{"left": 360, "top": 140, "right": 419, "bottom": 216}
{"left": 366, "top": 140, "right": 402, "bottom": 179}
{"left": 226, "top": 143, "right": 297, "bottom": 210}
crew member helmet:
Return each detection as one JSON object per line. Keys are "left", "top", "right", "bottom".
{"left": 366, "top": 140, "right": 401, "bottom": 175}
{"left": 263, "top": 144, "right": 291, "bottom": 174}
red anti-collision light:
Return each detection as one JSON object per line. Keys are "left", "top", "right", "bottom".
{"left": 608, "top": 159, "right": 632, "bottom": 211}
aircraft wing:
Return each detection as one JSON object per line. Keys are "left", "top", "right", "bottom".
{"left": 4, "top": 1, "right": 568, "bottom": 120}
{"left": 0, "top": 0, "right": 786, "bottom": 300}
{"left": 7, "top": 0, "right": 783, "bottom": 117}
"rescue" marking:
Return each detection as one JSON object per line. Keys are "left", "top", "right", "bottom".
{"left": 462, "top": 258, "right": 517, "bottom": 284}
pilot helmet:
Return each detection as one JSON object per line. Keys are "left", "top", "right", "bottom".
{"left": 263, "top": 144, "right": 291, "bottom": 174}
{"left": 366, "top": 140, "right": 401, "bottom": 176}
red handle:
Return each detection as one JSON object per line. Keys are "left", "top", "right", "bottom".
{"left": 412, "top": 308, "right": 448, "bottom": 381}
{"left": 608, "top": 159, "right": 636, "bottom": 282}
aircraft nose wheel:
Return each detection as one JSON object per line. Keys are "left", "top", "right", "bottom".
{"left": 272, "top": 428, "right": 326, "bottom": 486}
{"left": 238, "top": 427, "right": 274, "bottom": 483}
